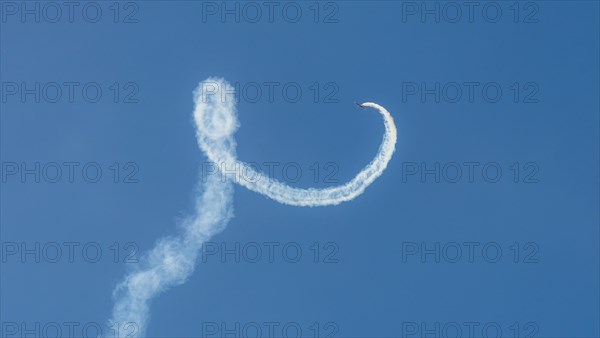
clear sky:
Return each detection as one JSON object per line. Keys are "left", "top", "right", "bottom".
{"left": 1, "top": 1, "right": 599, "bottom": 337}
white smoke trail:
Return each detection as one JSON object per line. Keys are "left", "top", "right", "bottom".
{"left": 108, "top": 174, "right": 234, "bottom": 337}
{"left": 195, "top": 79, "right": 397, "bottom": 206}
{"left": 108, "top": 77, "right": 397, "bottom": 336}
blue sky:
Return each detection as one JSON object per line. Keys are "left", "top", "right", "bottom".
{"left": 1, "top": 1, "right": 599, "bottom": 337}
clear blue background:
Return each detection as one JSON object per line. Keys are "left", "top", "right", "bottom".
{"left": 1, "top": 1, "right": 599, "bottom": 337}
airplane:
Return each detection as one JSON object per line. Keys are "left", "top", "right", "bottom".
{"left": 354, "top": 102, "right": 365, "bottom": 108}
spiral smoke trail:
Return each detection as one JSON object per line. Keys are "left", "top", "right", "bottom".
{"left": 108, "top": 77, "right": 397, "bottom": 337}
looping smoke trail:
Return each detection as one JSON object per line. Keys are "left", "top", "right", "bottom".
{"left": 108, "top": 77, "right": 397, "bottom": 337}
